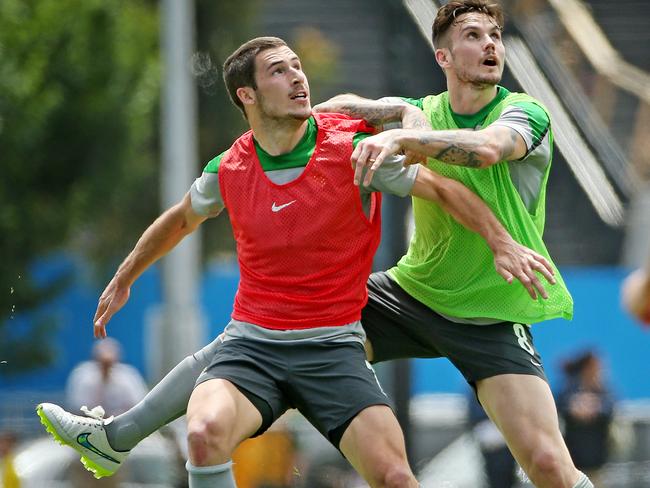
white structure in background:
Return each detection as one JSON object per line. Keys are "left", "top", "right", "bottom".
{"left": 148, "top": 0, "right": 206, "bottom": 382}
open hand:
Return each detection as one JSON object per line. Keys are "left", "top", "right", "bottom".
{"left": 351, "top": 130, "right": 404, "bottom": 186}
{"left": 93, "top": 277, "right": 131, "bottom": 338}
{"left": 493, "top": 239, "right": 556, "bottom": 300}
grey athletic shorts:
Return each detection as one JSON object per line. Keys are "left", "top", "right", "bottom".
{"left": 361, "top": 272, "right": 547, "bottom": 385}
{"left": 196, "top": 338, "right": 391, "bottom": 448}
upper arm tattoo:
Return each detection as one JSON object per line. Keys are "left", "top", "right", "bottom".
{"left": 336, "top": 103, "right": 405, "bottom": 127}
{"left": 404, "top": 113, "right": 432, "bottom": 131}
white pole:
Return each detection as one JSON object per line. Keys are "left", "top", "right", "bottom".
{"left": 151, "top": 0, "right": 205, "bottom": 381}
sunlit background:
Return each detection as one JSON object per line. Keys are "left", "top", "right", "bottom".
{"left": 1, "top": 0, "right": 649, "bottom": 486}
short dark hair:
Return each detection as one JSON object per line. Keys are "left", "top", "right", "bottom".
{"left": 222, "top": 36, "right": 288, "bottom": 114}
{"left": 432, "top": 0, "right": 504, "bottom": 48}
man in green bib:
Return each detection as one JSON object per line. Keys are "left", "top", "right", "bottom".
{"left": 316, "top": 1, "right": 590, "bottom": 487}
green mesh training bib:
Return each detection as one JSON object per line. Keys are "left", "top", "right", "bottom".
{"left": 389, "top": 91, "right": 573, "bottom": 323}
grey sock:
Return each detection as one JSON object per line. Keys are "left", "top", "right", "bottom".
{"left": 572, "top": 471, "right": 594, "bottom": 488}
{"left": 186, "top": 460, "right": 236, "bottom": 488}
{"left": 105, "top": 336, "right": 222, "bottom": 451}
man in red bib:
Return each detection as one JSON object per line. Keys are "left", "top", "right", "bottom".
{"left": 37, "top": 36, "right": 555, "bottom": 487}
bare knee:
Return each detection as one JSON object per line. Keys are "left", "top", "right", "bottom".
{"left": 525, "top": 443, "right": 573, "bottom": 485}
{"left": 380, "top": 463, "right": 416, "bottom": 488}
{"left": 187, "top": 417, "right": 232, "bottom": 466}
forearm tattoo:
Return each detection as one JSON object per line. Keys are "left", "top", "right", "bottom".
{"left": 417, "top": 132, "right": 486, "bottom": 168}
{"left": 434, "top": 145, "right": 482, "bottom": 167}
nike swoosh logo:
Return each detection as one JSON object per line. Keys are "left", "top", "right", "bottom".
{"left": 530, "top": 359, "right": 543, "bottom": 367}
{"left": 271, "top": 200, "right": 296, "bottom": 212}
{"left": 77, "top": 433, "right": 121, "bottom": 464}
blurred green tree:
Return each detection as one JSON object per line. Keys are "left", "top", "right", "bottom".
{"left": 0, "top": 0, "right": 260, "bottom": 376}
{"left": 0, "top": 0, "right": 161, "bottom": 374}
{"left": 194, "top": 0, "right": 260, "bottom": 258}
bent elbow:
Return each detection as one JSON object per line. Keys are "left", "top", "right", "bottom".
{"left": 180, "top": 215, "right": 202, "bottom": 236}
{"left": 478, "top": 143, "right": 502, "bottom": 167}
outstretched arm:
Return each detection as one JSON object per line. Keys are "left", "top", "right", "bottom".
{"left": 410, "top": 167, "right": 555, "bottom": 299}
{"left": 314, "top": 94, "right": 431, "bottom": 167}
{"left": 93, "top": 193, "right": 212, "bottom": 338}
{"left": 314, "top": 94, "right": 431, "bottom": 131}
{"left": 352, "top": 124, "right": 527, "bottom": 186}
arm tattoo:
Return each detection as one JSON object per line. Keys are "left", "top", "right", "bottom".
{"left": 402, "top": 106, "right": 432, "bottom": 130}
{"left": 435, "top": 146, "right": 482, "bottom": 167}
{"left": 417, "top": 132, "right": 485, "bottom": 167}
{"left": 403, "top": 114, "right": 432, "bottom": 131}
{"left": 336, "top": 103, "right": 405, "bottom": 127}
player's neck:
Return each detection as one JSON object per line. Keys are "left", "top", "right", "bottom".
{"left": 250, "top": 116, "right": 309, "bottom": 156}
{"left": 447, "top": 81, "right": 498, "bottom": 115}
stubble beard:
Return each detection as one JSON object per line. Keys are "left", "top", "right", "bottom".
{"left": 258, "top": 94, "right": 311, "bottom": 125}
{"left": 456, "top": 65, "right": 501, "bottom": 88}
{"left": 449, "top": 47, "right": 503, "bottom": 88}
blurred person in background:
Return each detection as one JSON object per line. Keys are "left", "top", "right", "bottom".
{"left": 35, "top": 32, "right": 555, "bottom": 488}
{"left": 63, "top": 338, "right": 148, "bottom": 487}
{"left": 0, "top": 431, "right": 20, "bottom": 488}
{"left": 557, "top": 350, "right": 615, "bottom": 487}
{"left": 65, "top": 337, "right": 148, "bottom": 417}
{"left": 466, "top": 391, "right": 517, "bottom": 488}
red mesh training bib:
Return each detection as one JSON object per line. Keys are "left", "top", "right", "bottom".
{"left": 219, "top": 114, "right": 381, "bottom": 329}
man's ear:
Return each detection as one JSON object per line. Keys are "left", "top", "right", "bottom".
{"left": 435, "top": 48, "right": 451, "bottom": 70}
{"left": 237, "top": 86, "right": 256, "bottom": 107}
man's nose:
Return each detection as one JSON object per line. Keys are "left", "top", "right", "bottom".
{"left": 290, "top": 68, "right": 304, "bottom": 82}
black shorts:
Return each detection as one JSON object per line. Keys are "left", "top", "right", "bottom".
{"left": 361, "top": 272, "right": 547, "bottom": 386}
{"left": 196, "top": 338, "right": 391, "bottom": 448}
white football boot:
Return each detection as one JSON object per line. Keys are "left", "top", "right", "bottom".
{"left": 36, "top": 403, "right": 129, "bottom": 478}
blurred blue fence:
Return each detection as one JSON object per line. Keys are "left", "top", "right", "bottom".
{"left": 2, "top": 255, "right": 648, "bottom": 400}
